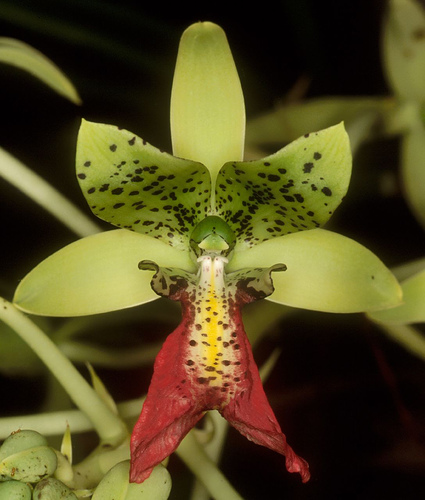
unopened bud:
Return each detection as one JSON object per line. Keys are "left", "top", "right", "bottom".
{"left": 0, "top": 429, "right": 47, "bottom": 461}
{"left": 33, "top": 477, "right": 78, "bottom": 499}
{"left": 92, "top": 460, "right": 171, "bottom": 500}
{"left": 0, "top": 445, "right": 57, "bottom": 482}
{"left": 0, "top": 480, "right": 32, "bottom": 500}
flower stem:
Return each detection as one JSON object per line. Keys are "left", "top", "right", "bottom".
{"left": 176, "top": 431, "right": 244, "bottom": 500}
{"left": 0, "top": 297, "right": 128, "bottom": 445}
{"left": 0, "top": 397, "right": 144, "bottom": 440}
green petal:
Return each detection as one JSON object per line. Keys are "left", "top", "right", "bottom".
{"left": 170, "top": 22, "right": 245, "bottom": 183}
{"left": 227, "top": 229, "right": 402, "bottom": 313}
{"left": 382, "top": 0, "right": 425, "bottom": 101}
{"left": 368, "top": 268, "right": 425, "bottom": 324}
{"left": 76, "top": 120, "right": 211, "bottom": 250}
{"left": 217, "top": 123, "right": 351, "bottom": 250}
{"left": 0, "top": 37, "right": 81, "bottom": 104}
{"left": 13, "top": 229, "right": 196, "bottom": 317}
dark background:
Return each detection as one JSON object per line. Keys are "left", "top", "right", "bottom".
{"left": 0, "top": 1, "right": 424, "bottom": 498}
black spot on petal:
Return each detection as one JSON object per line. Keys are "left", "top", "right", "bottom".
{"left": 268, "top": 174, "right": 280, "bottom": 182}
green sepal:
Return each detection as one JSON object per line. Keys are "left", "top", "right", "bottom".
{"left": 368, "top": 267, "right": 425, "bottom": 324}
{"left": 76, "top": 120, "right": 211, "bottom": 251}
{"left": 170, "top": 22, "right": 245, "bottom": 181}
{"left": 227, "top": 228, "right": 402, "bottom": 313}
{"left": 216, "top": 123, "right": 351, "bottom": 250}
{"left": 13, "top": 229, "right": 196, "bottom": 317}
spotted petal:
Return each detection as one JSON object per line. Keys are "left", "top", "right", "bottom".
{"left": 76, "top": 120, "right": 211, "bottom": 250}
{"left": 216, "top": 123, "right": 351, "bottom": 249}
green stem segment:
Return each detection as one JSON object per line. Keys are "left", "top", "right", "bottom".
{"left": 0, "top": 297, "right": 127, "bottom": 445}
{"left": 0, "top": 146, "right": 100, "bottom": 238}
{"left": 176, "top": 431, "right": 244, "bottom": 500}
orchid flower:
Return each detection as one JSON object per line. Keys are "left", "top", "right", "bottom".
{"left": 13, "top": 22, "right": 401, "bottom": 485}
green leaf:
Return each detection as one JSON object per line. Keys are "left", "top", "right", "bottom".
{"left": 76, "top": 120, "right": 211, "bottom": 251}
{"left": 170, "top": 22, "right": 245, "bottom": 183}
{"left": 401, "top": 113, "right": 425, "bottom": 228}
{"left": 227, "top": 228, "right": 402, "bottom": 313}
{"left": 374, "top": 323, "right": 425, "bottom": 361}
{"left": 0, "top": 146, "right": 100, "bottom": 238}
{"left": 217, "top": 123, "right": 352, "bottom": 250}
{"left": 368, "top": 267, "right": 425, "bottom": 324}
{"left": 245, "top": 96, "right": 393, "bottom": 149}
{"left": 382, "top": 0, "right": 425, "bottom": 102}
{"left": 0, "top": 321, "right": 43, "bottom": 376}
{"left": 0, "top": 37, "right": 81, "bottom": 104}
{"left": 13, "top": 229, "right": 196, "bottom": 317}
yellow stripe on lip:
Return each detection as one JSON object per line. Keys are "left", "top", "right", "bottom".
{"left": 197, "top": 255, "right": 228, "bottom": 374}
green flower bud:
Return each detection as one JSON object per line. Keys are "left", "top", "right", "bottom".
{"left": 33, "top": 477, "right": 78, "bottom": 499}
{"left": 0, "top": 445, "right": 57, "bottom": 483}
{"left": 0, "top": 480, "right": 32, "bottom": 500}
{"left": 0, "top": 430, "right": 47, "bottom": 461}
{"left": 92, "top": 460, "right": 171, "bottom": 500}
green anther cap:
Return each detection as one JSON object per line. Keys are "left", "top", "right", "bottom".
{"left": 190, "top": 216, "right": 236, "bottom": 256}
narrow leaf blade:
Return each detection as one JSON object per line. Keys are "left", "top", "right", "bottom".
{"left": 0, "top": 37, "right": 81, "bottom": 104}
